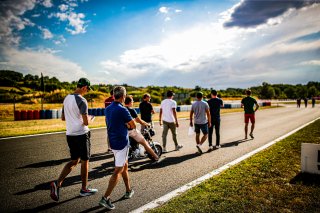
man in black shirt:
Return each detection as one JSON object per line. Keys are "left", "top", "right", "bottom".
{"left": 139, "top": 93, "right": 155, "bottom": 131}
{"left": 207, "top": 90, "right": 223, "bottom": 151}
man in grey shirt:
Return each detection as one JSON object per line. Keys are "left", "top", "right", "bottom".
{"left": 190, "top": 92, "right": 211, "bottom": 154}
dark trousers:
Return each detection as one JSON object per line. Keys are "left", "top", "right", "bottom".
{"left": 208, "top": 119, "right": 220, "bottom": 146}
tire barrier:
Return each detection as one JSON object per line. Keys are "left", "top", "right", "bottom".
{"left": 14, "top": 110, "right": 21, "bottom": 121}
{"left": 33, "top": 110, "right": 40, "bottom": 119}
{"left": 51, "top": 109, "right": 58, "bottom": 119}
{"left": 13, "top": 101, "right": 272, "bottom": 121}
{"left": 21, "top": 110, "right": 28, "bottom": 120}
{"left": 45, "top": 110, "right": 52, "bottom": 119}
{"left": 57, "top": 109, "right": 62, "bottom": 119}
{"left": 27, "top": 110, "right": 34, "bottom": 120}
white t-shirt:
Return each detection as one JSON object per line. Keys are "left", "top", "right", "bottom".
{"left": 160, "top": 98, "right": 177, "bottom": 123}
{"left": 63, "top": 94, "right": 89, "bottom": 136}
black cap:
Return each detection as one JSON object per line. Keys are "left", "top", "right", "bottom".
{"left": 77, "top": 78, "right": 92, "bottom": 91}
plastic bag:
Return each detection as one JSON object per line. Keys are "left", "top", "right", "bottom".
{"left": 188, "top": 126, "right": 194, "bottom": 136}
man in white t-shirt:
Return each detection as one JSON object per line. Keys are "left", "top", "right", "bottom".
{"left": 159, "top": 90, "right": 183, "bottom": 153}
{"left": 50, "top": 78, "right": 97, "bottom": 202}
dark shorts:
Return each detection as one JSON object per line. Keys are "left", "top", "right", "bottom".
{"left": 66, "top": 131, "right": 91, "bottom": 161}
{"left": 244, "top": 114, "right": 255, "bottom": 123}
{"left": 194, "top": 123, "right": 208, "bottom": 134}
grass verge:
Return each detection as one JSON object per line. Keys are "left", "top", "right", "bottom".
{"left": 0, "top": 106, "right": 276, "bottom": 138}
{"left": 149, "top": 119, "right": 320, "bottom": 213}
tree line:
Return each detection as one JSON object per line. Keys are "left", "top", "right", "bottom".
{"left": 0, "top": 70, "right": 319, "bottom": 104}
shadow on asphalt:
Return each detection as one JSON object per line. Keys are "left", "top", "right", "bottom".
{"left": 221, "top": 138, "right": 252, "bottom": 148}
{"left": 129, "top": 152, "right": 201, "bottom": 171}
{"left": 17, "top": 152, "right": 114, "bottom": 169}
{"left": 15, "top": 196, "right": 80, "bottom": 213}
{"left": 14, "top": 156, "right": 117, "bottom": 196}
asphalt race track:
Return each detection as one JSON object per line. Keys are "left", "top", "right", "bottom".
{"left": 1, "top": 105, "right": 319, "bottom": 212}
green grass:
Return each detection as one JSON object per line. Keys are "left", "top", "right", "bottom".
{"left": 149, "top": 119, "right": 320, "bottom": 213}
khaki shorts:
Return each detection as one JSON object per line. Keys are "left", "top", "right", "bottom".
{"left": 129, "top": 129, "right": 145, "bottom": 143}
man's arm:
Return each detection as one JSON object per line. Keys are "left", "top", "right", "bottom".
{"left": 254, "top": 102, "right": 260, "bottom": 112}
{"left": 61, "top": 112, "right": 65, "bottom": 121}
{"left": 206, "top": 108, "right": 211, "bottom": 128}
{"left": 135, "top": 117, "right": 150, "bottom": 126}
{"left": 159, "top": 108, "right": 163, "bottom": 126}
{"left": 127, "top": 119, "right": 136, "bottom": 129}
{"left": 172, "top": 108, "right": 179, "bottom": 127}
{"left": 189, "top": 110, "right": 194, "bottom": 127}
{"left": 82, "top": 114, "right": 89, "bottom": 126}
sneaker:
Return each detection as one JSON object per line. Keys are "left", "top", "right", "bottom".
{"left": 152, "top": 156, "right": 163, "bottom": 164}
{"left": 163, "top": 148, "right": 167, "bottom": 153}
{"left": 50, "top": 181, "right": 60, "bottom": 202}
{"left": 99, "top": 196, "right": 115, "bottom": 210}
{"left": 123, "top": 189, "right": 134, "bottom": 199}
{"left": 80, "top": 188, "right": 98, "bottom": 197}
{"left": 215, "top": 145, "right": 221, "bottom": 149}
{"left": 249, "top": 133, "right": 254, "bottom": 139}
{"left": 196, "top": 145, "right": 203, "bottom": 154}
{"left": 208, "top": 146, "right": 214, "bottom": 152}
{"left": 175, "top": 145, "right": 183, "bottom": 151}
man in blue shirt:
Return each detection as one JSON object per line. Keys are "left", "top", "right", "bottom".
{"left": 99, "top": 86, "right": 136, "bottom": 210}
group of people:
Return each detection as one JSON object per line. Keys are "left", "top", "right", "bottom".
{"left": 297, "top": 97, "right": 316, "bottom": 108}
{"left": 189, "top": 89, "right": 259, "bottom": 154}
{"left": 49, "top": 78, "right": 259, "bottom": 210}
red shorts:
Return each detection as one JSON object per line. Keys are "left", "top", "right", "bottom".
{"left": 244, "top": 114, "right": 255, "bottom": 123}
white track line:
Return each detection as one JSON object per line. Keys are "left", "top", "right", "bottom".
{"left": 130, "top": 116, "right": 320, "bottom": 213}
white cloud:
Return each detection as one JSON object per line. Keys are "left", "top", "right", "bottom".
{"left": 39, "top": 26, "right": 53, "bottom": 39}
{"left": 41, "top": 0, "right": 53, "bottom": 8}
{"left": 159, "top": 7, "right": 169, "bottom": 14}
{"left": 56, "top": 12, "right": 87, "bottom": 35}
{"left": 175, "top": 9, "right": 182, "bottom": 13}
{"left": 0, "top": 47, "right": 88, "bottom": 82}
{"left": 59, "top": 4, "right": 69, "bottom": 12}
{"left": 300, "top": 60, "right": 320, "bottom": 66}
{"left": 99, "top": 4, "right": 320, "bottom": 88}
{"left": 0, "top": 0, "right": 37, "bottom": 46}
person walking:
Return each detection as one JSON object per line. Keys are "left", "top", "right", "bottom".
{"left": 207, "top": 90, "right": 223, "bottom": 151}
{"left": 125, "top": 95, "right": 160, "bottom": 161}
{"left": 312, "top": 97, "right": 316, "bottom": 108}
{"left": 50, "top": 78, "right": 97, "bottom": 202}
{"left": 241, "top": 89, "right": 259, "bottom": 139}
{"left": 190, "top": 92, "right": 211, "bottom": 154}
{"left": 159, "top": 90, "right": 183, "bottom": 153}
{"left": 104, "top": 90, "right": 114, "bottom": 152}
{"left": 139, "top": 93, "right": 155, "bottom": 132}
{"left": 99, "top": 86, "right": 135, "bottom": 210}
{"left": 297, "top": 98, "right": 301, "bottom": 108}
{"left": 304, "top": 97, "right": 308, "bottom": 108}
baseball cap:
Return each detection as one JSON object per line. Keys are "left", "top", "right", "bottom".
{"left": 77, "top": 78, "right": 93, "bottom": 91}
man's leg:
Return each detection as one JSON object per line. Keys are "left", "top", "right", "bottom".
{"left": 250, "top": 122, "right": 255, "bottom": 135}
{"left": 168, "top": 122, "right": 178, "bottom": 147}
{"left": 208, "top": 125, "right": 213, "bottom": 147}
{"left": 80, "top": 160, "right": 89, "bottom": 190}
{"left": 162, "top": 121, "right": 169, "bottom": 150}
{"left": 200, "top": 134, "right": 208, "bottom": 145}
{"left": 139, "top": 139, "right": 158, "bottom": 160}
{"left": 244, "top": 123, "right": 249, "bottom": 139}
{"left": 121, "top": 161, "right": 131, "bottom": 192}
{"left": 215, "top": 120, "right": 220, "bottom": 147}
{"left": 104, "top": 166, "right": 124, "bottom": 199}
{"left": 57, "top": 159, "right": 80, "bottom": 187}
{"left": 195, "top": 133, "right": 201, "bottom": 145}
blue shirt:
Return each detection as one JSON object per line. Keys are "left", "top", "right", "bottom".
{"left": 105, "top": 101, "right": 133, "bottom": 150}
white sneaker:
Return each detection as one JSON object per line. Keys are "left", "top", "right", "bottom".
{"left": 175, "top": 145, "right": 183, "bottom": 151}
{"left": 216, "top": 145, "right": 221, "bottom": 149}
{"left": 163, "top": 148, "right": 167, "bottom": 153}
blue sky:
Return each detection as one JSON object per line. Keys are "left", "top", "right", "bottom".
{"left": 0, "top": 0, "right": 319, "bottom": 89}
